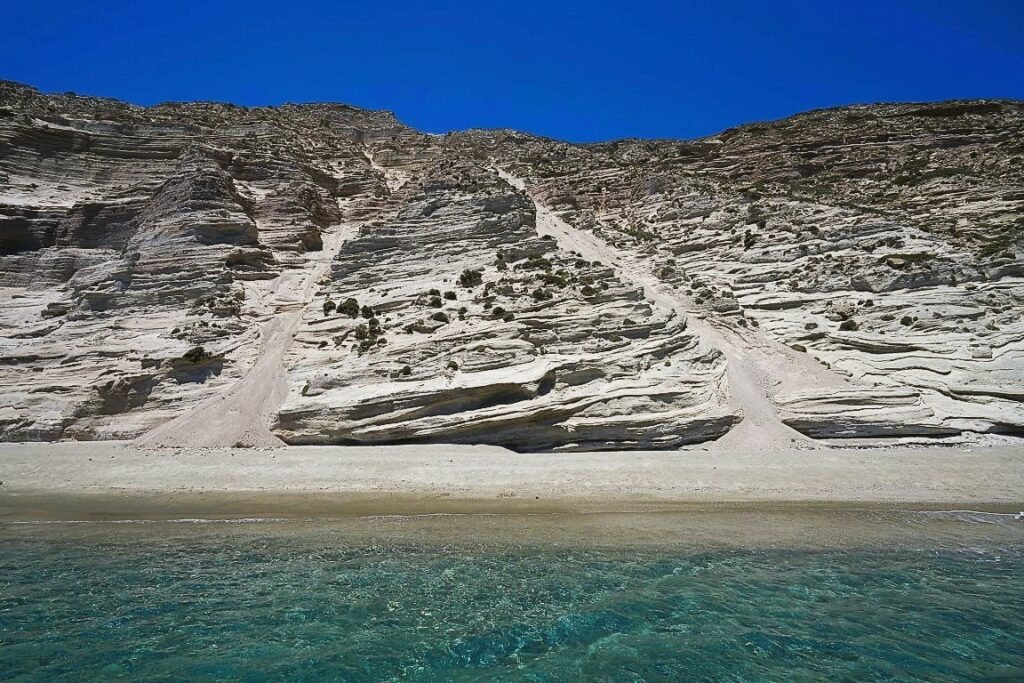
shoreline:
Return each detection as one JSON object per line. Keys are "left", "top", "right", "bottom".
{"left": 1, "top": 442, "right": 1023, "bottom": 520}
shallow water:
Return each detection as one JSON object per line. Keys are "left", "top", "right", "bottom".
{"left": 2, "top": 512, "right": 1023, "bottom": 681}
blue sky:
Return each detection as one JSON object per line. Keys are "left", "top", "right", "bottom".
{"left": 3, "top": 1, "right": 1022, "bottom": 142}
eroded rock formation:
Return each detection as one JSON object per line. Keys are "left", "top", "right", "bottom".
{"left": 461, "top": 102, "right": 1024, "bottom": 439}
{"left": 0, "top": 81, "right": 1020, "bottom": 446}
{"left": 277, "top": 161, "right": 735, "bottom": 450}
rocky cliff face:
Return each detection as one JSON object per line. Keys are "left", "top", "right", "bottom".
{"left": 1, "top": 81, "right": 1021, "bottom": 447}
{"left": 448, "top": 102, "right": 1024, "bottom": 440}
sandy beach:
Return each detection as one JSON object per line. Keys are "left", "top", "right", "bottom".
{"left": 1, "top": 441, "right": 1022, "bottom": 519}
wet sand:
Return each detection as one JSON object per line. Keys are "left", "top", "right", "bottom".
{"left": 1, "top": 441, "right": 1022, "bottom": 520}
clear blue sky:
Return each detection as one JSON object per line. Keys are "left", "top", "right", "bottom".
{"left": 3, "top": 0, "right": 1022, "bottom": 142}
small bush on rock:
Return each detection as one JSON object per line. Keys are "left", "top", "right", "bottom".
{"left": 522, "top": 255, "right": 552, "bottom": 271}
{"left": 532, "top": 288, "right": 553, "bottom": 302}
{"left": 339, "top": 298, "right": 359, "bottom": 318}
{"left": 459, "top": 269, "right": 483, "bottom": 287}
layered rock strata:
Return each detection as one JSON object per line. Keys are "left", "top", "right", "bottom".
{"left": 465, "top": 101, "right": 1024, "bottom": 438}
{"left": 0, "top": 82, "right": 401, "bottom": 440}
{"left": 276, "top": 161, "right": 736, "bottom": 449}
{"left": 1, "top": 81, "right": 1021, "bottom": 445}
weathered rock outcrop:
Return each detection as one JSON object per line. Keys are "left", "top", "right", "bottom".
{"left": 1, "top": 80, "right": 1021, "bottom": 446}
{"left": 276, "top": 161, "right": 735, "bottom": 450}
{"left": 0, "top": 81, "right": 404, "bottom": 440}
{"left": 463, "top": 101, "right": 1024, "bottom": 439}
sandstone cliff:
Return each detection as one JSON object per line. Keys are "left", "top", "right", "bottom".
{"left": 1, "top": 81, "right": 1020, "bottom": 447}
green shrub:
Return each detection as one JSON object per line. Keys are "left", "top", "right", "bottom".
{"left": 431, "top": 312, "right": 450, "bottom": 323}
{"left": 459, "top": 269, "right": 483, "bottom": 287}
{"left": 323, "top": 299, "right": 336, "bottom": 315}
{"left": 360, "top": 305, "right": 375, "bottom": 319}
{"left": 443, "top": 290, "right": 457, "bottom": 300}
{"left": 532, "top": 288, "right": 553, "bottom": 302}
{"left": 339, "top": 298, "right": 359, "bottom": 318}
{"left": 522, "top": 255, "right": 552, "bottom": 271}
{"left": 447, "top": 360, "right": 459, "bottom": 371}
{"left": 429, "top": 296, "right": 443, "bottom": 308}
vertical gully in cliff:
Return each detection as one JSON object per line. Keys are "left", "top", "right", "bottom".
{"left": 494, "top": 167, "right": 818, "bottom": 450}
{"left": 136, "top": 222, "right": 356, "bottom": 448}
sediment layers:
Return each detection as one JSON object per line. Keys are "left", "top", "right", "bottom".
{"left": 1, "top": 81, "right": 1021, "bottom": 446}
{"left": 276, "top": 161, "right": 736, "bottom": 449}
{"left": 468, "top": 102, "right": 1024, "bottom": 438}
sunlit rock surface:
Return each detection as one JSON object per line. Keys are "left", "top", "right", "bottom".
{"left": 1, "top": 81, "right": 1020, "bottom": 445}
{"left": 471, "top": 102, "right": 1024, "bottom": 438}
{"left": 277, "top": 161, "right": 735, "bottom": 450}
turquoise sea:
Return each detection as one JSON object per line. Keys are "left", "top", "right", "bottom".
{"left": 2, "top": 511, "right": 1022, "bottom": 681}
